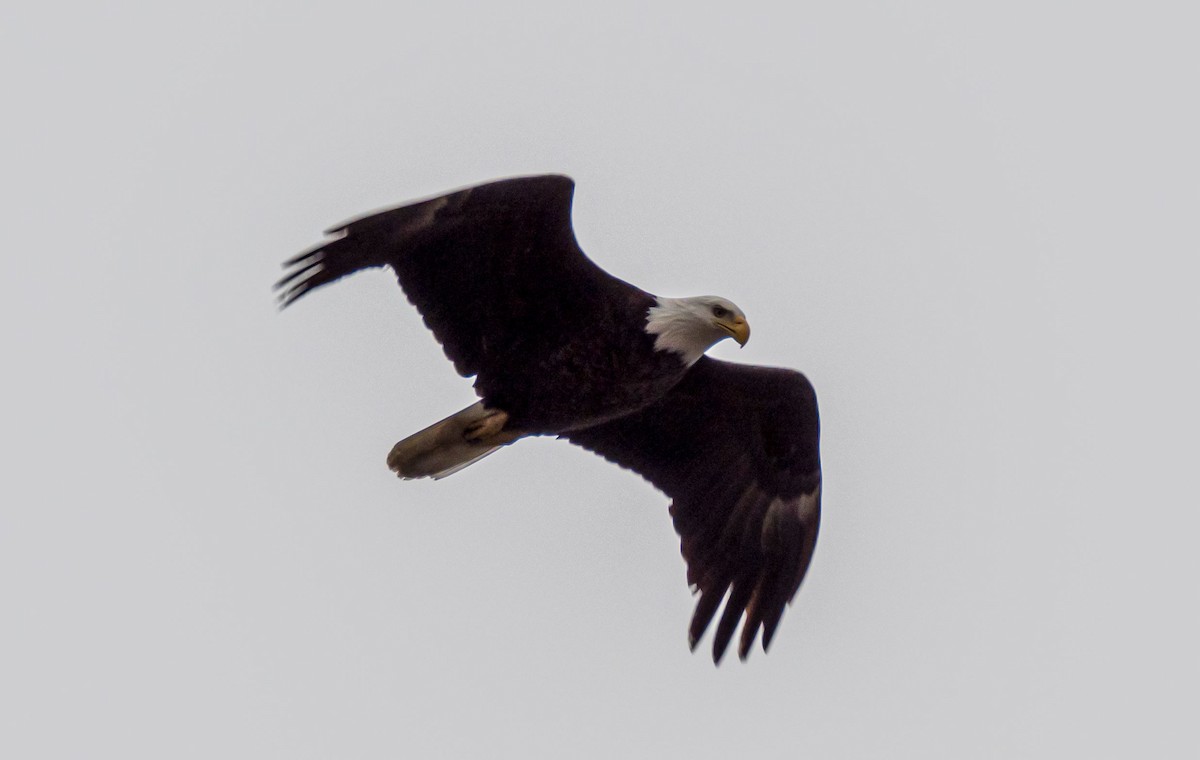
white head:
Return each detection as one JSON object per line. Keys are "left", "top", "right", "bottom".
{"left": 645, "top": 296, "right": 751, "bottom": 365}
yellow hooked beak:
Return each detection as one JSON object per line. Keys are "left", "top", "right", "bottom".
{"left": 717, "top": 316, "right": 750, "bottom": 347}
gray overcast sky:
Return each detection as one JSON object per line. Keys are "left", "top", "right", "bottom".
{"left": 3, "top": 2, "right": 1197, "bottom": 758}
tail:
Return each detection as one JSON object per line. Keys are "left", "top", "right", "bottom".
{"left": 386, "top": 402, "right": 503, "bottom": 480}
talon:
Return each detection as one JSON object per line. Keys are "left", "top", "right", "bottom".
{"left": 463, "top": 410, "right": 509, "bottom": 443}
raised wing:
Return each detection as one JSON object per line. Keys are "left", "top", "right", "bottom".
{"left": 277, "top": 174, "right": 635, "bottom": 377}
{"left": 565, "top": 357, "right": 822, "bottom": 662}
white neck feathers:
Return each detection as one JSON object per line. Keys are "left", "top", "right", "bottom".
{"left": 644, "top": 297, "right": 718, "bottom": 365}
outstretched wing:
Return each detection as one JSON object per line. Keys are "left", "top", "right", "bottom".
{"left": 276, "top": 174, "right": 637, "bottom": 377}
{"left": 564, "top": 356, "right": 822, "bottom": 663}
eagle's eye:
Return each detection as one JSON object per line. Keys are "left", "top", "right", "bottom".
{"left": 711, "top": 305, "right": 729, "bottom": 319}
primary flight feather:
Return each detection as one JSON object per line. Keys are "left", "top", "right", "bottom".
{"left": 277, "top": 175, "right": 822, "bottom": 662}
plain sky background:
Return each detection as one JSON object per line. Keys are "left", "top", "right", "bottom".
{"left": 3, "top": 2, "right": 1197, "bottom": 758}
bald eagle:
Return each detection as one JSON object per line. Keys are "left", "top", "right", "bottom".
{"left": 277, "top": 175, "right": 821, "bottom": 662}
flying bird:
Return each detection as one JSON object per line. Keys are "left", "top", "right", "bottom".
{"left": 276, "top": 175, "right": 821, "bottom": 662}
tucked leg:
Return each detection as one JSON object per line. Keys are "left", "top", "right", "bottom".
{"left": 462, "top": 409, "right": 510, "bottom": 443}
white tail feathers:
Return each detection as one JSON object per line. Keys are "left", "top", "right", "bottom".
{"left": 386, "top": 402, "right": 503, "bottom": 480}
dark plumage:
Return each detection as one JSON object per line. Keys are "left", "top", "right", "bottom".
{"left": 566, "top": 358, "right": 820, "bottom": 659}
{"left": 277, "top": 175, "right": 822, "bottom": 662}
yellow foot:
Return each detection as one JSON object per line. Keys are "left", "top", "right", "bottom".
{"left": 463, "top": 409, "right": 509, "bottom": 443}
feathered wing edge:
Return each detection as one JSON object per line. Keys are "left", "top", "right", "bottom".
{"left": 678, "top": 479, "right": 821, "bottom": 661}
{"left": 274, "top": 185, "right": 462, "bottom": 308}
{"left": 564, "top": 357, "right": 822, "bottom": 663}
